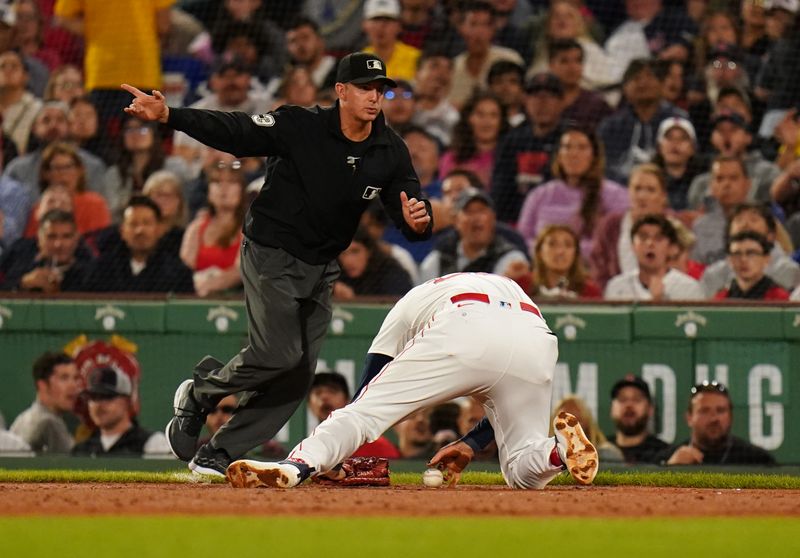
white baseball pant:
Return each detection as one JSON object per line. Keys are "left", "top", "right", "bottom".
{"left": 287, "top": 294, "right": 563, "bottom": 489}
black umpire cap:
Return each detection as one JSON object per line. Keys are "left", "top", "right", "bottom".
{"left": 336, "top": 52, "right": 397, "bottom": 88}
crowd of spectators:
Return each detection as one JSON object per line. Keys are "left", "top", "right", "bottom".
{"left": 2, "top": 0, "right": 800, "bottom": 303}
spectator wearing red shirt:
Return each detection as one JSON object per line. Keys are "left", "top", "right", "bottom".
{"left": 714, "top": 231, "right": 790, "bottom": 301}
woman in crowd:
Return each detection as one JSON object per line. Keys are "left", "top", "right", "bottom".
{"left": 43, "top": 65, "right": 84, "bottom": 104}
{"left": 179, "top": 160, "right": 246, "bottom": 297}
{"left": 526, "top": 0, "right": 615, "bottom": 91}
{"left": 438, "top": 92, "right": 507, "bottom": 190}
{"left": 333, "top": 227, "right": 413, "bottom": 300}
{"left": 143, "top": 170, "right": 187, "bottom": 257}
{"left": 590, "top": 163, "right": 670, "bottom": 289}
{"left": 67, "top": 96, "right": 111, "bottom": 164}
{"left": 530, "top": 224, "right": 601, "bottom": 300}
{"left": 517, "top": 127, "right": 628, "bottom": 257}
{"left": 24, "top": 142, "right": 110, "bottom": 236}
{"left": 103, "top": 115, "right": 186, "bottom": 222}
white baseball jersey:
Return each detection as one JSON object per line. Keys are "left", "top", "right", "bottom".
{"left": 288, "top": 272, "right": 564, "bottom": 489}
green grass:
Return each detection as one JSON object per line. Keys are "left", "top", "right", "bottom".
{"left": 1, "top": 517, "right": 798, "bottom": 558}
{"left": 3, "top": 468, "right": 800, "bottom": 489}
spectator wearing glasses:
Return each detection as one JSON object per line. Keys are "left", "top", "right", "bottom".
{"left": 43, "top": 65, "right": 84, "bottom": 105}
{"left": 700, "top": 203, "right": 799, "bottom": 296}
{"left": 24, "top": 142, "right": 111, "bottom": 237}
{"left": 382, "top": 79, "right": 416, "bottom": 131}
{"left": 713, "top": 231, "right": 790, "bottom": 300}
{"left": 72, "top": 367, "right": 171, "bottom": 457}
{"left": 660, "top": 381, "right": 776, "bottom": 465}
{"left": 180, "top": 159, "right": 246, "bottom": 297}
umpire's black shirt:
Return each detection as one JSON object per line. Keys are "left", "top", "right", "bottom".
{"left": 168, "top": 102, "right": 432, "bottom": 265}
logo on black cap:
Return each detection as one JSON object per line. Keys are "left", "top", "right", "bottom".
{"left": 336, "top": 52, "right": 397, "bottom": 88}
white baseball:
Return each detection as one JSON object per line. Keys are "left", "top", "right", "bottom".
{"left": 422, "top": 468, "right": 444, "bottom": 488}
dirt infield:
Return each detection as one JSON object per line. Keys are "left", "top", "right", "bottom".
{"left": 2, "top": 483, "right": 800, "bottom": 516}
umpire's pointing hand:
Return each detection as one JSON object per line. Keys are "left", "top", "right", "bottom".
{"left": 121, "top": 84, "right": 170, "bottom": 123}
{"left": 400, "top": 191, "right": 431, "bottom": 234}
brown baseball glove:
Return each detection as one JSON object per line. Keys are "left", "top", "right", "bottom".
{"left": 312, "top": 456, "right": 390, "bottom": 487}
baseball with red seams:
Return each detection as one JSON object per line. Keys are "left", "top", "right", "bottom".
{"left": 422, "top": 468, "right": 444, "bottom": 488}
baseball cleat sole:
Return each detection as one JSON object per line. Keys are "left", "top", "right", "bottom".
{"left": 226, "top": 460, "right": 302, "bottom": 489}
{"left": 554, "top": 411, "right": 599, "bottom": 485}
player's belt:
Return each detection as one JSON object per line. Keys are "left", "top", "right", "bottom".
{"left": 450, "top": 292, "right": 541, "bottom": 318}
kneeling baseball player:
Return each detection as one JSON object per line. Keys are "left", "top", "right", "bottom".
{"left": 226, "top": 272, "right": 599, "bottom": 489}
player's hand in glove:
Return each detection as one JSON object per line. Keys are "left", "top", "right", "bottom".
{"left": 427, "top": 440, "right": 474, "bottom": 487}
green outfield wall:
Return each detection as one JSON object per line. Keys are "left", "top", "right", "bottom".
{"left": 0, "top": 298, "right": 798, "bottom": 463}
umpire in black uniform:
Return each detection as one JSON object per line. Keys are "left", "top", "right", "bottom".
{"left": 122, "top": 52, "right": 432, "bottom": 475}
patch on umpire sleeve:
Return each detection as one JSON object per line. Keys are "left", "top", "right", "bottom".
{"left": 252, "top": 114, "right": 275, "bottom": 127}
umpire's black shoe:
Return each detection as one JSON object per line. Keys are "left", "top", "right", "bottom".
{"left": 189, "top": 444, "right": 232, "bottom": 477}
{"left": 165, "top": 379, "right": 207, "bottom": 461}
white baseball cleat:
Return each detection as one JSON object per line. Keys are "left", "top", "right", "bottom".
{"left": 226, "top": 459, "right": 311, "bottom": 489}
{"left": 553, "top": 411, "right": 599, "bottom": 485}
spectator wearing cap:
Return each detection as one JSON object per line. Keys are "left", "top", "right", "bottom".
{"left": 604, "top": 0, "right": 697, "bottom": 84}
{"left": 438, "top": 91, "right": 508, "bottom": 190}
{"left": 4, "top": 102, "right": 107, "bottom": 203}
{"left": 0, "top": 49, "right": 42, "bottom": 154}
{"left": 419, "top": 187, "right": 528, "bottom": 283}
{"left": 82, "top": 196, "right": 194, "bottom": 293}
{"left": 608, "top": 376, "right": 667, "bottom": 464}
{"left": 487, "top": 60, "right": 526, "bottom": 128}
{"left": 447, "top": 1, "right": 524, "bottom": 109}
{"left": 765, "top": 0, "right": 798, "bottom": 40}
{"left": 171, "top": 55, "right": 271, "bottom": 176}
{"left": 72, "top": 366, "right": 171, "bottom": 457}
{"left": 361, "top": 0, "right": 420, "bottom": 83}
{"left": 650, "top": 116, "right": 705, "bottom": 211}
{"left": 306, "top": 371, "right": 400, "bottom": 459}
{"left": 700, "top": 203, "right": 798, "bottom": 296}
{"left": 590, "top": 164, "right": 670, "bottom": 289}
{"left": 605, "top": 214, "right": 704, "bottom": 300}
{"left": 518, "top": 126, "right": 628, "bottom": 258}
{"left": 598, "top": 58, "right": 688, "bottom": 184}
{"left": 489, "top": 72, "right": 565, "bottom": 224}
{"left": 713, "top": 230, "right": 790, "bottom": 300}
{"left": 411, "top": 51, "right": 459, "bottom": 146}
{"left": 382, "top": 79, "right": 415, "bottom": 130}
{"left": 658, "top": 381, "right": 776, "bottom": 465}
{"left": 547, "top": 39, "right": 612, "bottom": 132}
{"left": 687, "top": 111, "right": 780, "bottom": 210}
{"left": 0, "top": 208, "right": 92, "bottom": 291}
{"left": 10, "top": 351, "right": 80, "bottom": 454}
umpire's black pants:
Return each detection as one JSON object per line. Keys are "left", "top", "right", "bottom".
{"left": 191, "top": 237, "right": 340, "bottom": 459}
